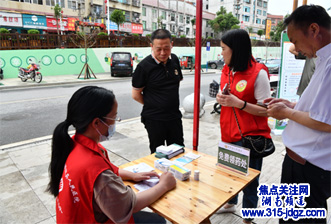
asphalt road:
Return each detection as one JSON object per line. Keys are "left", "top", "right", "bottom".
{"left": 0, "top": 73, "right": 221, "bottom": 146}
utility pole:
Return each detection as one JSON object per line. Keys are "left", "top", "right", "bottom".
{"left": 302, "top": 0, "right": 307, "bottom": 5}
{"left": 233, "top": 0, "right": 241, "bottom": 20}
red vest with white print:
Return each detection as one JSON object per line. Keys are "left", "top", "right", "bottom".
{"left": 220, "top": 60, "right": 271, "bottom": 143}
{"left": 56, "top": 134, "right": 135, "bottom": 224}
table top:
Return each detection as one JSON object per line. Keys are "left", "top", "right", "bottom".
{"left": 120, "top": 148, "right": 260, "bottom": 224}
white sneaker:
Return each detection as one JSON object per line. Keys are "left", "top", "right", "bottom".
{"left": 216, "top": 204, "right": 236, "bottom": 214}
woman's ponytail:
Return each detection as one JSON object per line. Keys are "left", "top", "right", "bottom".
{"left": 47, "top": 120, "right": 74, "bottom": 197}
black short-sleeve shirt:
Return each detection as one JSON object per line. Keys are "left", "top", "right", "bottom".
{"left": 132, "top": 53, "right": 183, "bottom": 121}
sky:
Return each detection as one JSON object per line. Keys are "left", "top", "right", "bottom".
{"left": 267, "top": 0, "right": 331, "bottom": 16}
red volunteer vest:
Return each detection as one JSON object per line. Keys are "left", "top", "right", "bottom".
{"left": 56, "top": 134, "right": 135, "bottom": 224}
{"left": 220, "top": 60, "right": 271, "bottom": 143}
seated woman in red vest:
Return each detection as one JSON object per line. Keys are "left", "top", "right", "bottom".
{"left": 215, "top": 29, "right": 272, "bottom": 224}
{"left": 47, "top": 86, "right": 176, "bottom": 224}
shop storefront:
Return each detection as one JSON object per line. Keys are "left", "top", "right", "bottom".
{"left": 22, "top": 14, "right": 47, "bottom": 33}
{"left": 0, "top": 11, "right": 23, "bottom": 33}
{"left": 46, "top": 17, "right": 68, "bottom": 33}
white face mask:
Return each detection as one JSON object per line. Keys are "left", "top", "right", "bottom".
{"left": 96, "top": 119, "right": 116, "bottom": 142}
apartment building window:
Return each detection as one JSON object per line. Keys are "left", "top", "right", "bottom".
{"left": 152, "top": 22, "right": 157, "bottom": 31}
{"left": 132, "top": 0, "right": 140, "bottom": 7}
{"left": 262, "top": 19, "right": 266, "bottom": 25}
{"left": 211, "top": 33, "right": 213, "bottom": 38}
{"left": 13, "top": 0, "right": 43, "bottom": 4}
{"left": 171, "top": 13, "right": 175, "bottom": 22}
{"left": 161, "top": 11, "right": 166, "bottom": 20}
{"left": 263, "top": 10, "right": 266, "bottom": 16}
{"left": 125, "top": 11, "right": 130, "bottom": 21}
{"left": 186, "top": 27, "right": 189, "bottom": 35}
{"left": 162, "top": 24, "right": 166, "bottom": 29}
{"left": 46, "top": 0, "right": 64, "bottom": 7}
{"left": 152, "top": 9, "right": 157, "bottom": 18}
{"left": 179, "top": 15, "right": 183, "bottom": 23}
{"left": 142, "top": 7, "right": 146, "bottom": 16}
{"left": 244, "top": 0, "right": 250, "bottom": 3}
{"left": 257, "top": 9, "right": 262, "bottom": 15}
{"left": 186, "top": 16, "right": 190, "bottom": 24}
{"left": 244, "top": 6, "right": 250, "bottom": 13}
{"left": 142, "top": 21, "right": 146, "bottom": 29}
{"left": 263, "top": 1, "right": 267, "bottom": 8}
{"left": 243, "top": 15, "right": 250, "bottom": 22}
{"left": 257, "top": 0, "right": 262, "bottom": 7}
{"left": 256, "top": 18, "right": 261, "bottom": 24}
{"left": 206, "top": 32, "right": 208, "bottom": 37}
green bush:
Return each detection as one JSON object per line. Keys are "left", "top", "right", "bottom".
{"left": 207, "top": 36, "right": 213, "bottom": 39}
{"left": 171, "top": 35, "right": 176, "bottom": 39}
{"left": 97, "top": 32, "right": 108, "bottom": 36}
{"left": 132, "top": 33, "right": 139, "bottom": 37}
{"left": 0, "top": 28, "right": 9, "bottom": 34}
{"left": 180, "top": 35, "right": 186, "bottom": 38}
{"left": 145, "top": 34, "right": 151, "bottom": 37}
{"left": 28, "top": 29, "right": 40, "bottom": 34}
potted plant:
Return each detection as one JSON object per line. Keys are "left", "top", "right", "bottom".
{"left": 0, "top": 28, "right": 11, "bottom": 49}
{"left": 97, "top": 32, "right": 108, "bottom": 47}
{"left": 28, "top": 29, "right": 40, "bottom": 47}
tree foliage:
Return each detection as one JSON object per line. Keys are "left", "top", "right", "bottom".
{"left": 110, "top": 9, "right": 125, "bottom": 34}
{"left": 257, "top": 29, "right": 264, "bottom": 38}
{"left": 208, "top": 6, "right": 239, "bottom": 34}
{"left": 270, "top": 15, "right": 288, "bottom": 42}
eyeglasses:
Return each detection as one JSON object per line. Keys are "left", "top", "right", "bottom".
{"left": 103, "top": 115, "right": 121, "bottom": 122}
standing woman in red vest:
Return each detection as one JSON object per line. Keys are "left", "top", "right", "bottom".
{"left": 215, "top": 29, "right": 272, "bottom": 224}
{"left": 47, "top": 86, "right": 176, "bottom": 223}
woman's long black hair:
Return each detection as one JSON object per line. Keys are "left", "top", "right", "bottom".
{"left": 221, "top": 29, "right": 254, "bottom": 72}
{"left": 47, "top": 86, "right": 115, "bottom": 197}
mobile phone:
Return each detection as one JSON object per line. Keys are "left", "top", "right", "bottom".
{"left": 256, "top": 102, "right": 269, "bottom": 108}
{"left": 222, "top": 83, "right": 230, "bottom": 95}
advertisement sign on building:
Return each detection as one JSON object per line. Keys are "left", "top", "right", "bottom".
{"left": 46, "top": 17, "right": 68, "bottom": 31}
{"left": 107, "top": 21, "right": 118, "bottom": 30}
{"left": 265, "top": 19, "right": 272, "bottom": 39}
{"left": 22, "top": 14, "right": 47, "bottom": 29}
{"left": 0, "top": 12, "right": 22, "bottom": 27}
{"left": 67, "top": 18, "right": 78, "bottom": 31}
{"left": 131, "top": 23, "right": 143, "bottom": 34}
{"left": 119, "top": 22, "right": 132, "bottom": 33}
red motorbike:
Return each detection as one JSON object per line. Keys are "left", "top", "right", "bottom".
{"left": 18, "top": 59, "right": 42, "bottom": 83}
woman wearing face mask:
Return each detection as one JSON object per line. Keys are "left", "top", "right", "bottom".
{"left": 215, "top": 29, "right": 272, "bottom": 224}
{"left": 47, "top": 86, "right": 176, "bottom": 223}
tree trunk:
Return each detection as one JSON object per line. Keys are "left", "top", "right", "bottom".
{"left": 56, "top": 17, "right": 60, "bottom": 47}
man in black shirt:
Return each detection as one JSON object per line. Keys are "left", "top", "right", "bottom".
{"left": 132, "top": 29, "right": 184, "bottom": 153}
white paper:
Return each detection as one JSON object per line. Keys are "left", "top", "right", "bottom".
{"left": 123, "top": 162, "right": 154, "bottom": 173}
{"left": 184, "top": 152, "right": 201, "bottom": 160}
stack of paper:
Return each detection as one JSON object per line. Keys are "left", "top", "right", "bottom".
{"left": 156, "top": 144, "right": 185, "bottom": 159}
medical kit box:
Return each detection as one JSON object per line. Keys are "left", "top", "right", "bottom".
{"left": 154, "top": 158, "right": 174, "bottom": 172}
{"left": 169, "top": 164, "right": 191, "bottom": 181}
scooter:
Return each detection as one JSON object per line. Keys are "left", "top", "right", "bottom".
{"left": 209, "top": 80, "right": 221, "bottom": 114}
{"left": 18, "top": 59, "right": 42, "bottom": 83}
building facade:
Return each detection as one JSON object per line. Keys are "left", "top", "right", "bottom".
{"left": 267, "top": 13, "right": 283, "bottom": 30}
{"left": 141, "top": 0, "right": 215, "bottom": 38}
{"left": 0, "top": 0, "right": 143, "bottom": 34}
{"left": 208, "top": 0, "right": 268, "bottom": 39}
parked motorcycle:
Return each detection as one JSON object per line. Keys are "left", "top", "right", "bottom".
{"left": 209, "top": 80, "right": 222, "bottom": 114}
{"left": 0, "top": 67, "right": 3, "bottom": 80}
{"left": 18, "top": 59, "right": 42, "bottom": 83}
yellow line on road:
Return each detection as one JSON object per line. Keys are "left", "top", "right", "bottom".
{"left": 0, "top": 95, "right": 68, "bottom": 105}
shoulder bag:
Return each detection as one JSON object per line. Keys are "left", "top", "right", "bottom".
{"left": 232, "top": 107, "right": 275, "bottom": 159}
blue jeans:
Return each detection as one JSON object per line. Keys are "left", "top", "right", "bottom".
{"left": 228, "top": 140, "right": 263, "bottom": 210}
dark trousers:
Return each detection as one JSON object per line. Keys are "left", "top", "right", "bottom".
{"left": 228, "top": 140, "right": 263, "bottom": 221}
{"left": 280, "top": 154, "right": 331, "bottom": 224}
{"left": 142, "top": 117, "right": 184, "bottom": 154}
{"left": 133, "top": 211, "right": 166, "bottom": 224}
